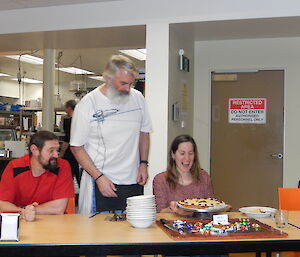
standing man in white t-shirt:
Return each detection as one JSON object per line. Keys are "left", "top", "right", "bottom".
{"left": 70, "top": 55, "right": 152, "bottom": 214}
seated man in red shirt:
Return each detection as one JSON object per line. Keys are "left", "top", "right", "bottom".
{"left": 0, "top": 130, "right": 75, "bottom": 222}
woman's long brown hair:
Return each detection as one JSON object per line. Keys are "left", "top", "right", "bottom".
{"left": 166, "top": 135, "right": 201, "bottom": 190}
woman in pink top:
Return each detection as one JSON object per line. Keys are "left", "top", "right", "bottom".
{"left": 153, "top": 136, "right": 226, "bottom": 257}
{"left": 153, "top": 134, "right": 214, "bottom": 214}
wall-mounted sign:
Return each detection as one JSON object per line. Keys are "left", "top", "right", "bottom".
{"left": 228, "top": 98, "right": 267, "bottom": 124}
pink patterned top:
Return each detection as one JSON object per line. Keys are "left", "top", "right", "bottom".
{"left": 153, "top": 170, "right": 214, "bottom": 212}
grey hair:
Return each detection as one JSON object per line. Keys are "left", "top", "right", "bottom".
{"left": 102, "top": 55, "right": 139, "bottom": 81}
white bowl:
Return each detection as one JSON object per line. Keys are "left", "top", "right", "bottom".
{"left": 127, "top": 207, "right": 156, "bottom": 210}
{"left": 127, "top": 202, "right": 156, "bottom": 205}
{"left": 126, "top": 206, "right": 156, "bottom": 209}
{"left": 127, "top": 218, "right": 155, "bottom": 228}
{"left": 127, "top": 208, "right": 156, "bottom": 211}
{"left": 127, "top": 217, "right": 156, "bottom": 221}
{"left": 127, "top": 218, "right": 156, "bottom": 222}
{"left": 127, "top": 201, "right": 155, "bottom": 206}
{"left": 126, "top": 195, "right": 155, "bottom": 202}
{"left": 127, "top": 200, "right": 155, "bottom": 203}
{"left": 127, "top": 195, "right": 155, "bottom": 201}
{"left": 126, "top": 212, "right": 156, "bottom": 216}
{"left": 126, "top": 214, "right": 156, "bottom": 219}
{"left": 126, "top": 212, "right": 156, "bottom": 217}
{"left": 127, "top": 199, "right": 155, "bottom": 203}
{"left": 126, "top": 205, "right": 156, "bottom": 210}
{"left": 239, "top": 206, "right": 277, "bottom": 218}
{"left": 126, "top": 207, "right": 156, "bottom": 211}
{"left": 127, "top": 216, "right": 155, "bottom": 219}
{"left": 126, "top": 208, "right": 156, "bottom": 213}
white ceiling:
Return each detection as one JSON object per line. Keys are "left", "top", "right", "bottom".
{"left": 0, "top": 0, "right": 121, "bottom": 10}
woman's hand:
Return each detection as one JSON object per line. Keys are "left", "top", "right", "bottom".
{"left": 169, "top": 201, "right": 194, "bottom": 216}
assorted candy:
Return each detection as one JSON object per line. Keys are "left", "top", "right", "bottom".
{"left": 169, "top": 218, "right": 261, "bottom": 235}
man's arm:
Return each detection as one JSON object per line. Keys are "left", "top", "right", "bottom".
{"left": 137, "top": 132, "right": 150, "bottom": 185}
{"left": 0, "top": 201, "right": 36, "bottom": 222}
{"left": 0, "top": 198, "right": 68, "bottom": 219}
{"left": 0, "top": 199, "right": 68, "bottom": 215}
{"left": 35, "top": 198, "right": 68, "bottom": 215}
{"left": 70, "top": 145, "right": 117, "bottom": 197}
{"left": 0, "top": 200, "right": 22, "bottom": 213}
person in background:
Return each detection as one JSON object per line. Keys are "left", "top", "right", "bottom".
{"left": 60, "top": 99, "right": 81, "bottom": 186}
{"left": 70, "top": 55, "right": 152, "bottom": 214}
{"left": 0, "top": 131, "right": 74, "bottom": 222}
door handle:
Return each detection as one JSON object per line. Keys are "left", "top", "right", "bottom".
{"left": 270, "top": 153, "right": 283, "bottom": 159}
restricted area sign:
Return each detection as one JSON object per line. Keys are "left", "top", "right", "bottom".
{"left": 228, "top": 98, "right": 267, "bottom": 124}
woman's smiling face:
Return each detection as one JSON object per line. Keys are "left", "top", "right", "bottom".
{"left": 172, "top": 142, "right": 195, "bottom": 173}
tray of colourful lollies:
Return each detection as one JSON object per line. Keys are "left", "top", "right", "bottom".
{"left": 176, "top": 198, "right": 230, "bottom": 213}
{"left": 160, "top": 218, "right": 263, "bottom": 236}
{"left": 158, "top": 217, "right": 288, "bottom": 241}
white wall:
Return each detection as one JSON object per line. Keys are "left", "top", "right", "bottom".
{"left": 194, "top": 37, "right": 300, "bottom": 188}
{"left": 1, "top": 0, "right": 300, "bottom": 34}
{"left": 24, "top": 84, "right": 43, "bottom": 101}
{"left": 0, "top": 80, "right": 74, "bottom": 105}
{"left": 0, "top": 80, "right": 19, "bottom": 98}
{"left": 24, "top": 83, "right": 77, "bottom": 106}
{"left": 168, "top": 26, "right": 194, "bottom": 144}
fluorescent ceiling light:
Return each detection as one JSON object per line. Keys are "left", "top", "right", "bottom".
{"left": 0, "top": 73, "right": 9, "bottom": 77}
{"left": 119, "top": 49, "right": 147, "bottom": 61}
{"left": 12, "top": 78, "right": 43, "bottom": 84}
{"left": 6, "top": 54, "right": 44, "bottom": 65}
{"left": 89, "top": 75, "right": 104, "bottom": 81}
{"left": 58, "top": 67, "right": 94, "bottom": 75}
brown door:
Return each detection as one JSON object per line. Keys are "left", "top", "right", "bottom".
{"left": 211, "top": 70, "right": 284, "bottom": 210}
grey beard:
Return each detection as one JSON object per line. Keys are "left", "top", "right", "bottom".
{"left": 107, "top": 84, "right": 130, "bottom": 105}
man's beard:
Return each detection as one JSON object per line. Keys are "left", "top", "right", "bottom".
{"left": 107, "top": 83, "right": 130, "bottom": 105}
{"left": 42, "top": 157, "right": 58, "bottom": 172}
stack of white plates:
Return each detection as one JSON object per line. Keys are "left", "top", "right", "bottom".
{"left": 126, "top": 195, "right": 156, "bottom": 228}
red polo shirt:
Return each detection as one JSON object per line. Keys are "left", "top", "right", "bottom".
{"left": 0, "top": 154, "right": 74, "bottom": 207}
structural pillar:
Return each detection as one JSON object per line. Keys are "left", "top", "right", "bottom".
{"left": 145, "top": 23, "right": 169, "bottom": 194}
{"left": 42, "top": 48, "right": 55, "bottom": 132}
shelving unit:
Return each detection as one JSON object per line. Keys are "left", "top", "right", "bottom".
{"left": 0, "top": 110, "right": 33, "bottom": 127}
{"left": 19, "top": 107, "right": 65, "bottom": 140}
{"left": 19, "top": 107, "right": 40, "bottom": 139}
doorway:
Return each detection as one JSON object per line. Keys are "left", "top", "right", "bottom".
{"left": 210, "top": 70, "right": 284, "bottom": 210}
